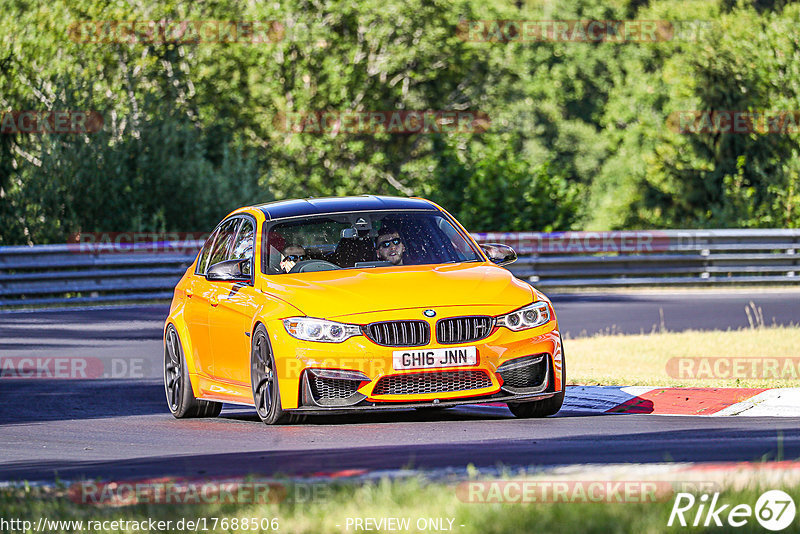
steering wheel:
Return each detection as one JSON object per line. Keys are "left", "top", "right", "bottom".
{"left": 288, "top": 259, "right": 341, "bottom": 274}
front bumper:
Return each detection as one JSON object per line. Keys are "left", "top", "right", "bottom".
{"left": 266, "top": 305, "right": 563, "bottom": 410}
{"left": 289, "top": 390, "right": 560, "bottom": 416}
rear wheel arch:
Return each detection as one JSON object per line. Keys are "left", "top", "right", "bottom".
{"left": 163, "top": 323, "right": 222, "bottom": 418}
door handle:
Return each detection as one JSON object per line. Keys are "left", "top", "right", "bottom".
{"left": 209, "top": 295, "right": 219, "bottom": 307}
{"left": 185, "top": 288, "right": 193, "bottom": 298}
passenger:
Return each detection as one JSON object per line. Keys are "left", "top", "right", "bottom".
{"left": 375, "top": 229, "right": 405, "bottom": 266}
{"left": 280, "top": 244, "right": 307, "bottom": 273}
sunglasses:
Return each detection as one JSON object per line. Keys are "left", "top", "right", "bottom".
{"left": 378, "top": 238, "right": 403, "bottom": 249}
{"left": 281, "top": 254, "right": 307, "bottom": 262}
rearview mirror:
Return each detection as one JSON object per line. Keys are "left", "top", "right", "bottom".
{"left": 207, "top": 259, "right": 251, "bottom": 283}
{"left": 480, "top": 243, "right": 517, "bottom": 267}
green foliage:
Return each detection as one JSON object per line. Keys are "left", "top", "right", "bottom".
{"left": 589, "top": 0, "right": 800, "bottom": 229}
{"left": 0, "top": 0, "right": 264, "bottom": 244}
{"left": 240, "top": 0, "right": 523, "bottom": 200}
{"left": 1, "top": 0, "right": 799, "bottom": 245}
{"left": 432, "top": 134, "right": 580, "bottom": 232}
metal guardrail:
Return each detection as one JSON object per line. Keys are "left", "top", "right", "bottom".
{"left": 473, "top": 229, "right": 800, "bottom": 287}
{"left": 0, "top": 241, "right": 202, "bottom": 307}
{"left": 0, "top": 230, "right": 798, "bottom": 308}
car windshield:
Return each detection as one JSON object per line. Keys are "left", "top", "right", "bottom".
{"left": 263, "top": 211, "right": 482, "bottom": 274}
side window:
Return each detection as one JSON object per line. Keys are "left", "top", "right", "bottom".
{"left": 437, "top": 218, "right": 471, "bottom": 260}
{"left": 230, "top": 218, "right": 255, "bottom": 275}
{"left": 207, "top": 218, "right": 240, "bottom": 270}
{"left": 195, "top": 227, "right": 220, "bottom": 275}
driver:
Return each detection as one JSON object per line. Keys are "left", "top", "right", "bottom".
{"left": 375, "top": 228, "right": 405, "bottom": 266}
{"left": 280, "top": 244, "right": 307, "bottom": 273}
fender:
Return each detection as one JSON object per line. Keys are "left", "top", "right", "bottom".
{"left": 249, "top": 295, "right": 305, "bottom": 408}
{"left": 164, "top": 308, "right": 206, "bottom": 397}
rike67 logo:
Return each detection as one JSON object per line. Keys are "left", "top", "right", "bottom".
{"left": 668, "top": 490, "right": 796, "bottom": 531}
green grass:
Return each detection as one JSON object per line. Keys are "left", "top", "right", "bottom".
{"left": 2, "top": 477, "right": 800, "bottom": 533}
{"left": 567, "top": 325, "right": 800, "bottom": 388}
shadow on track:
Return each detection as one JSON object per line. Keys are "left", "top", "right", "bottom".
{"left": 0, "top": 380, "right": 167, "bottom": 425}
{"left": 0, "top": 380, "right": 530, "bottom": 426}
{"left": 3, "top": 425, "right": 798, "bottom": 483}
{"left": 219, "top": 406, "right": 513, "bottom": 426}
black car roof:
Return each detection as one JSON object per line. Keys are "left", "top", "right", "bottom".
{"left": 253, "top": 195, "right": 438, "bottom": 220}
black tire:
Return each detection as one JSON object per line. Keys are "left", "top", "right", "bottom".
{"left": 164, "top": 324, "right": 222, "bottom": 418}
{"left": 250, "top": 324, "right": 305, "bottom": 425}
{"left": 508, "top": 338, "right": 566, "bottom": 418}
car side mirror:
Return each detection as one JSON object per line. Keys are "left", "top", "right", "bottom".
{"left": 207, "top": 258, "right": 252, "bottom": 283}
{"left": 480, "top": 243, "right": 517, "bottom": 267}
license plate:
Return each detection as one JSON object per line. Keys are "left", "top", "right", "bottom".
{"left": 392, "top": 346, "right": 478, "bottom": 370}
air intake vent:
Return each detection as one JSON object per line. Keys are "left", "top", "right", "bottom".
{"left": 304, "top": 370, "right": 368, "bottom": 407}
{"left": 310, "top": 375, "right": 361, "bottom": 400}
{"left": 497, "top": 354, "right": 548, "bottom": 390}
{"left": 436, "top": 316, "right": 493, "bottom": 344}
{"left": 372, "top": 370, "right": 492, "bottom": 395}
{"left": 363, "top": 321, "right": 430, "bottom": 347}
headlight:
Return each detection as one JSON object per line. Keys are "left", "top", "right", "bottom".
{"left": 283, "top": 317, "right": 362, "bottom": 343}
{"left": 495, "top": 302, "right": 551, "bottom": 331}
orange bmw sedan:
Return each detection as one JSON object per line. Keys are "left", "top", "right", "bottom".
{"left": 164, "top": 196, "right": 565, "bottom": 424}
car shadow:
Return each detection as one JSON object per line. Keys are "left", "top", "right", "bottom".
{"left": 0, "top": 379, "right": 168, "bottom": 425}
{"left": 0, "top": 380, "right": 624, "bottom": 426}
{"left": 3, "top": 424, "right": 797, "bottom": 483}
{"left": 219, "top": 405, "right": 515, "bottom": 425}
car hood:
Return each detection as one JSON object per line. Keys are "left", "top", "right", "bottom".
{"left": 259, "top": 262, "right": 534, "bottom": 320}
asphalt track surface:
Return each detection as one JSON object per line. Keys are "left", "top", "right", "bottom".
{"left": 1, "top": 290, "right": 799, "bottom": 483}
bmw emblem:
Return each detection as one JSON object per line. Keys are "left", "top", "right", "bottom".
{"left": 424, "top": 309, "right": 436, "bottom": 318}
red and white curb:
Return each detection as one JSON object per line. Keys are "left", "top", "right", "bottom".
{"left": 564, "top": 386, "right": 800, "bottom": 416}
{"left": 466, "top": 387, "right": 800, "bottom": 416}
{"left": 715, "top": 388, "right": 800, "bottom": 417}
